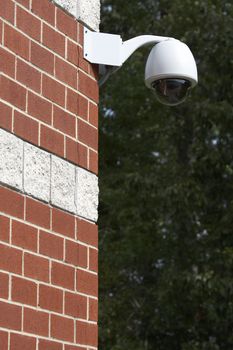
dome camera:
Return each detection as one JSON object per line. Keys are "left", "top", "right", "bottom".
{"left": 84, "top": 29, "right": 198, "bottom": 105}
{"left": 145, "top": 40, "right": 198, "bottom": 105}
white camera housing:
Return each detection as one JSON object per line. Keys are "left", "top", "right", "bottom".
{"left": 145, "top": 39, "right": 198, "bottom": 105}
{"left": 83, "top": 28, "right": 198, "bottom": 105}
{"left": 145, "top": 39, "right": 198, "bottom": 88}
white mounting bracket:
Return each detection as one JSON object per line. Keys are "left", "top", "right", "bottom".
{"left": 83, "top": 27, "right": 170, "bottom": 68}
{"left": 84, "top": 28, "right": 123, "bottom": 66}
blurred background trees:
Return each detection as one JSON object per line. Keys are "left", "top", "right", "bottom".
{"left": 98, "top": 1, "right": 233, "bottom": 349}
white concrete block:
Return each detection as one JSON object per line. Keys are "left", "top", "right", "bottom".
{"left": 0, "top": 129, "right": 23, "bottom": 189}
{"left": 0, "top": 130, "right": 99, "bottom": 222}
{"left": 77, "top": 0, "right": 100, "bottom": 31}
{"left": 51, "top": 155, "right": 76, "bottom": 213}
{"left": 24, "top": 143, "right": 51, "bottom": 202}
{"left": 76, "top": 167, "right": 99, "bottom": 221}
{"left": 53, "top": 0, "right": 100, "bottom": 31}
{"left": 53, "top": 0, "right": 77, "bottom": 17}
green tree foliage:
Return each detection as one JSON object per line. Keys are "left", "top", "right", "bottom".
{"left": 98, "top": 1, "right": 233, "bottom": 349}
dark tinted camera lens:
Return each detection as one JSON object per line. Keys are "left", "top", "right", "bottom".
{"left": 152, "top": 79, "right": 191, "bottom": 106}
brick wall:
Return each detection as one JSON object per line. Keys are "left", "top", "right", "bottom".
{"left": 0, "top": 0, "right": 99, "bottom": 349}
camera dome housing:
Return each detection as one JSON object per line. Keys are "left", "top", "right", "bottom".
{"left": 145, "top": 39, "right": 198, "bottom": 105}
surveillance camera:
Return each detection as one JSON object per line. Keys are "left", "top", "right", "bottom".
{"left": 84, "top": 28, "right": 198, "bottom": 104}
{"left": 145, "top": 39, "right": 198, "bottom": 105}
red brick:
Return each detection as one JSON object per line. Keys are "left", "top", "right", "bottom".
{"left": 42, "top": 75, "right": 65, "bottom": 107}
{"left": 25, "top": 197, "right": 51, "bottom": 229}
{"left": 0, "top": 186, "right": 24, "bottom": 218}
{"left": 39, "top": 285, "right": 63, "bottom": 313}
{"left": 65, "top": 346, "right": 86, "bottom": 350}
{"left": 65, "top": 291, "right": 87, "bottom": 319}
{"left": 56, "top": 8, "right": 77, "bottom": 41}
{"left": 31, "top": 41, "right": 54, "bottom": 75}
{"left": 89, "top": 248, "right": 98, "bottom": 272}
{"left": 67, "top": 40, "right": 79, "bottom": 66}
{"left": 0, "top": 301, "right": 21, "bottom": 330}
{"left": 89, "top": 63, "right": 99, "bottom": 80}
{"left": 78, "top": 95, "right": 88, "bottom": 121}
{"left": 65, "top": 239, "right": 78, "bottom": 265}
{"left": 0, "top": 47, "right": 16, "bottom": 77}
{"left": 0, "top": 0, "right": 14, "bottom": 23}
{"left": 78, "top": 119, "right": 98, "bottom": 150}
{"left": 66, "top": 138, "right": 88, "bottom": 168}
{"left": 12, "top": 276, "right": 37, "bottom": 306}
{"left": 89, "top": 298, "right": 98, "bottom": 322}
{"left": 0, "top": 20, "right": 2, "bottom": 45}
{"left": 24, "top": 253, "right": 49, "bottom": 282}
{"left": 4, "top": 24, "right": 29, "bottom": 60}
{"left": 0, "top": 272, "right": 9, "bottom": 299}
{"left": 43, "top": 24, "right": 65, "bottom": 57}
{"left": 78, "top": 47, "right": 89, "bottom": 73}
{"left": 78, "top": 24, "right": 84, "bottom": 47}
{"left": 0, "top": 330, "right": 8, "bottom": 350}
{"left": 24, "top": 307, "right": 49, "bottom": 336}
{"left": 54, "top": 105, "right": 76, "bottom": 137}
{"left": 28, "top": 92, "right": 52, "bottom": 124}
{"left": 0, "top": 244, "right": 22, "bottom": 274}
{"left": 12, "top": 220, "right": 38, "bottom": 252}
{"left": 0, "top": 215, "right": 10, "bottom": 242}
{"left": 39, "top": 339, "right": 63, "bottom": 350}
{"left": 76, "top": 269, "right": 98, "bottom": 297}
{"left": 55, "top": 57, "right": 77, "bottom": 89}
{"left": 67, "top": 88, "right": 79, "bottom": 114}
{"left": 39, "top": 230, "right": 64, "bottom": 260}
{"left": 14, "top": 110, "right": 39, "bottom": 145}
{"left": 52, "top": 208, "right": 75, "bottom": 238}
{"left": 0, "top": 101, "right": 12, "bottom": 131}
{"left": 40, "top": 125, "right": 64, "bottom": 157}
{"left": 89, "top": 149, "right": 98, "bottom": 174}
{"left": 17, "top": 59, "right": 41, "bottom": 92}
{"left": 51, "top": 314, "right": 74, "bottom": 342}
{"left": 76, "top": 321, "right": 98, "bottom": 347}
{"left": 79, "top": 71, "right": 99, "bottom": 103}
{"left": 10, "top": 333, "right": 36, "bottom": 350}
{"left": 79, "top": 244, "right": 88, "bottom": 268}
{"left": 31, "top": 0, "right": 55, "bottom": 25}
{"left": 15, "top": 0, "right": 30, "bottom": 8}
{"left": 89, "top": 102, "right": 98, "bottom": 127}
{"left": 65, "top": 241, "right": 87, "bottom": 268}
{"left": 77, "top": 219, "right": 98, "bottom": 247}
{"left": 0, "top": 75, "right": 26, "bottom": 111}
{"left": 17, "top": 6, "right": 41, "bottom": 40}
{"left": 51, "top": 261, "right": 75, "bottom": 290}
